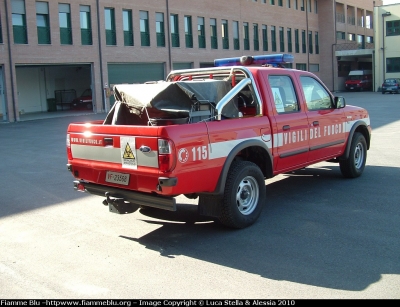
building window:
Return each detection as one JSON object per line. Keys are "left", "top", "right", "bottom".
{"left": 295, "top": 0, "right": 298, "bottom": 10}
{"left": 36, "top": 1, "right": 50, "bottom": 44}
{"left": 314, "top": 0, "right": 318, "bottom": 13}
{"left": 243, "top": 22, "right": 250, "bottom": 50}
{"left": 301, "top": 30, "right": 306, "bottom": 53}
{"left": 198, "top": 17, "right": 205, "bottom": 48}
{"left": 357, "top": 34, "right": 365, "bottom": 49}
{"left": 185, "top": 16, "right": 193, "bottom": 48}
{"left": 279, "top": 27, "right": 284, "bottom": 52}
{"left": 271, "top": 26, "right": 276, "bottom": 51}
{"left": 287, "top": 28, "right": 292, "bottom": 52}
{"left": 270, "top": 0, "right": 275, "bottom": 5}
{"left": 80, "top": 5, "right": 92, "bottom": 45}
{"left": 386, "top": 57, "right": 400, "bottom": 73}
{"left": 366, "top": 14, "right": 372, "bottom": 29}
{"left": 278, "top": 0, "right": 283, "bottom": 6}
{"left": 105, "top": 8, "right": 116, "bottom": 45}
{"left": 366, "top": 36, "right": 373, "bottom": 44}
{"left": 222, "top": 19, "right": 229, "bottom": 49}
{"left": 262, "top": 25, "right": 268, "bottom": 51}
{"left": 308, "top": 0, "right": 312, "bottom": 12}
{"left": 140, "top": 11, "right": 150, "bottom": 46}
{"left": 296, "top": 63, "right": 307, "bottom": 71}
{"left": 336, "top": 31, "right": 345, "bottom": 40}
{"left": 287, "top": 0, "right": 291, "bottom": 8}
{"left": 253, "top": 23, "right": 259, "bottom": 51}
{"left": 387, "top": 20, "right": 400, "bottom": 36}
{"left": 210, "top": 18, "right": 218, "bottom": 49}
{"left": 156, "top": 12, "right": 165, "bottom": 47}
{"left": 123, "top": 10, "right": 134, "bottom": 46}
{"left": 348, "top": 33, "right": 355, "bottom": 41}
{"left": 233, "top": 21, "right": 240, "bottom": 50}
{"left": 59, "top": 4, "right": 72, "bottom": 45}
{"left": 12, "top": 0, "right": 27, "bottom": 44}
{"left": 301, "top": 0, "right": 305, "bottom": 11}
{"left": 294, "top": 29, "right": 299, "bottom": 53}
{"left": 170, "top": 14, "right": 180, "bottom": 47}
{"left": 315, "top": 31, "right": 319, "bottom": 54}
{"left": 308, "top": 30, "right": 313, "bottom": 54}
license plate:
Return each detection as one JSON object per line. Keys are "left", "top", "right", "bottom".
{"left": 350, "top": 87, "right": 354, "bottom": 89}
{"left": 105, "top": 171, "right": 130, "bottom": 186}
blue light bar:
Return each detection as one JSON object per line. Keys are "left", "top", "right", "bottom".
{"left": 214, "top": 54, "right": 294, "bottom": 67}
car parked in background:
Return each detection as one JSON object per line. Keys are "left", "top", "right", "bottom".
{"left": 71, "top": 89, "right": 93, "bottom": 109}
{"left": 345, "top": 70, "right": 373, "bottom": 91}
{"left": 382, "top": 78, "right": 400, "bottom": 94}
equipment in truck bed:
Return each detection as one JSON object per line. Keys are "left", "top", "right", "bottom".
{"left": 103, "top": 80, "right": 239, "bottom": 126}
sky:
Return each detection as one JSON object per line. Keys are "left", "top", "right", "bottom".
{"left": 382, "top": 0, "right": 400, "bottom": 4}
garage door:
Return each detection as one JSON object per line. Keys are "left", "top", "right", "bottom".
{"left": 108, "top": 63, "right": 165, "bottom": 85}
{"left": 108, "top": 63, "right": 165, "bottom": 107}
{"left": 173, "top": 63, "right": 192, "bottom": 70}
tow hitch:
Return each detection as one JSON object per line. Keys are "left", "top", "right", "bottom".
{"left": 103, "top": 192, "right": 136, "bottom": 214}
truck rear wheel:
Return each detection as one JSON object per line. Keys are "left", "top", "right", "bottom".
{"left": 219, "top": 161, "right": 266, "bottom": 228}
{"left": 339, "top": 132, "right": 367, "bottom": 178}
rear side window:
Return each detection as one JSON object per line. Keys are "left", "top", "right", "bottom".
{"left": 268, "top": 75, "right": 300, "bottom": 114}
{"left": 300, "top": 76, "right": 332, "bottom": 111}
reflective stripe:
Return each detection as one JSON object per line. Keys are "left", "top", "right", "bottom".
{"left": 273, "top": 117, "right": 370, "bottom": 149}
{"left": 209, "top": 136, "right": 270, "bottom": 160}
{"left": 71, "top": 144, "right": 159, "bottom": 167}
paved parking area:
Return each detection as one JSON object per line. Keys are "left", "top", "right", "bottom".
{"left": 0, "top": 91, "right": 399, "bottom": 299}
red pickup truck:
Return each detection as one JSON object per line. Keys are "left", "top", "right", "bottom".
{"left": 67, "top": 54, "right": 371, "bottom": 229}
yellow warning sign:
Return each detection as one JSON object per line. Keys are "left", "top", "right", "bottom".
{"left": 120, "top": 137, "right": 137, "bottom": 169}
{"left": 123, "top": 143, "right": 135, "bottom": 159}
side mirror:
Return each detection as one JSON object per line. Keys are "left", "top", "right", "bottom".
{"left": 334, "top": 96, "right": 346, "bottom": 109}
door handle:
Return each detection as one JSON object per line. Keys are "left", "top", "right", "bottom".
{"left": 283, "top": 125, "right": 290, "bottom": 131}
{"left": 104, "top": 137, "right": 113, "bottom": 146}
{"left": 313, "top": 121, "right": 319, "bottom": 126}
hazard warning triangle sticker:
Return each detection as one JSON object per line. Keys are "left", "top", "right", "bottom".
{"left": 120, "top": 137, "right": 137, "bottom": 169}
{"left": 123, "top": 142, "right": 135, "bottom": 159}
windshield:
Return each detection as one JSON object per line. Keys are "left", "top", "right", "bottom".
{"left": 347, "top": 75, "right": 362, "bottom": 81}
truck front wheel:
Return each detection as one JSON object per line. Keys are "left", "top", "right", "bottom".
{"left": 219, "top": 161, "right": 266, "bottom": 228}
{"left": 339, "top": 132, "right": 367, "bottom": 178}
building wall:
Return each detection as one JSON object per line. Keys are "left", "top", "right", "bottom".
{"left": 374, "top": 3, "right": 400, "bottom": 90}
{"left": 0, "top": 0, "right": 382, "bottom": 122}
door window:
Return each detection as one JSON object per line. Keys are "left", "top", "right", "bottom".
{"left": 300, "top": 76, "right": 332, "bottom": 110}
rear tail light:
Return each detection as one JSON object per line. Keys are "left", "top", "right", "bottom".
{"left": 158, "top": 139, "right": 176, "bottom": 173}
{"left": 67, "top": 134, "right": 73, "bottom": 160}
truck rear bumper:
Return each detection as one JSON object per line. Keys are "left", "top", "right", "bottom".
{"left": 74, "top": 180, "right": 176, "bottom": 211}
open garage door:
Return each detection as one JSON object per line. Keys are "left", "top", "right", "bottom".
{"left": 15, "top": 64, "right": 93, "bottom": 115}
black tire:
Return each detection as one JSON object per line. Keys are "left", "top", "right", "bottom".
{"left": 339, "top": 132, "right": 367, "bottom": 178}
{"left": 219, "top": 160, "right": 266, "bottom": 229}
{"left": 382, "top": 91, "right": 385, "bottom": 94}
